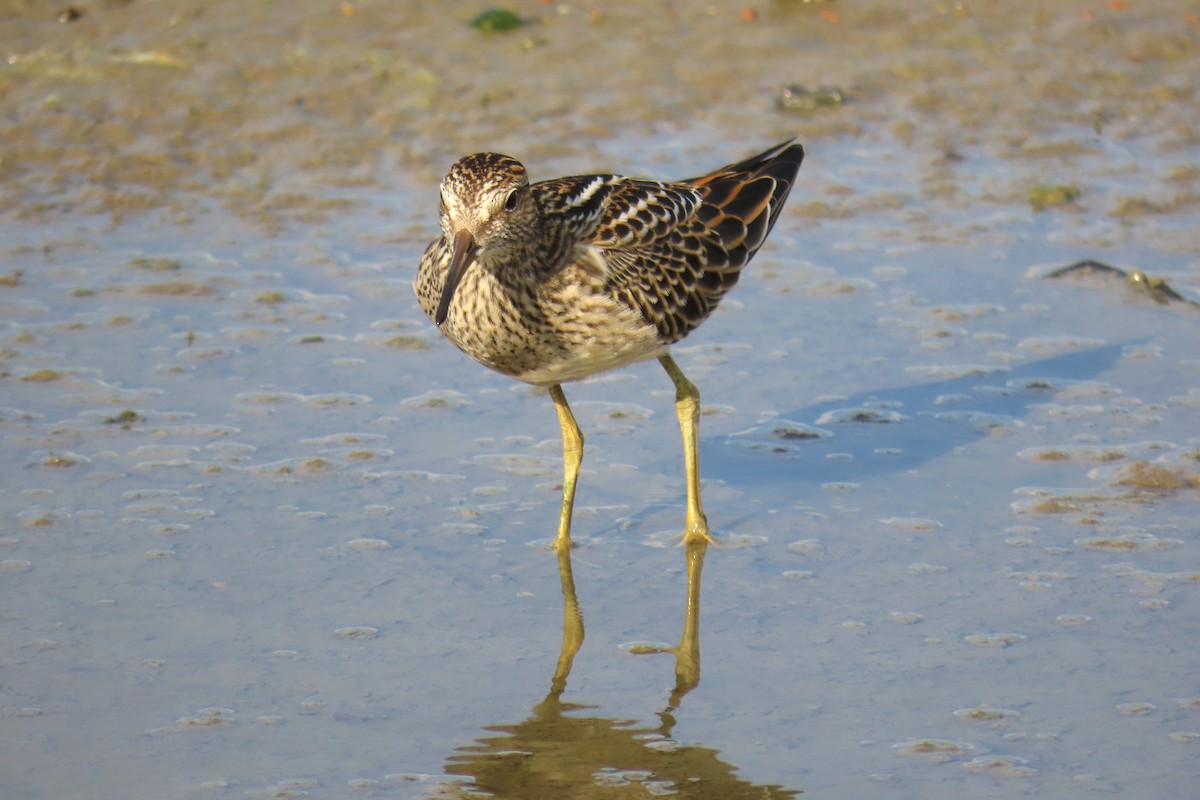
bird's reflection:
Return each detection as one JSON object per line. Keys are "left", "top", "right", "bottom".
{"left": 441, "top": 540, "right": 800, "bottom": 798}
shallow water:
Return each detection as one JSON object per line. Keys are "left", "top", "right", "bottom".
{"left": 3, "top": 2, "right": 1200, "bottom": 798}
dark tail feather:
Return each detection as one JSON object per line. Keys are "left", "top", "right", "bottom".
{"left": 687, "top": 139, "right": 803, "bottom": 247}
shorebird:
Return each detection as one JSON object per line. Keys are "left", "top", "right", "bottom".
{"left": 414, "top": 140, "right": 804, "bottom": 550}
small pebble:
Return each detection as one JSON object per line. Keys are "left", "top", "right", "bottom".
{"left": 334, "top": 626, "right": 379, "bottom": 639}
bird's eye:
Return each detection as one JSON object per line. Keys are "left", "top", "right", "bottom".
{"left": 504, "top": 189, "right": 519, "bottom": 212}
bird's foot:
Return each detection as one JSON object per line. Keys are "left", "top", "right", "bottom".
{"left": 680, "top": 513, "right": 716, "bottom": 546}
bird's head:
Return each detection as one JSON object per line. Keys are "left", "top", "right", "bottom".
{"left": 435, "top": 153, "right": 536, "bottom": 326}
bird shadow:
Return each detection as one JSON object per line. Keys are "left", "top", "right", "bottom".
{"left": 703, "top": 340, "right": 1131, "bottom": 491}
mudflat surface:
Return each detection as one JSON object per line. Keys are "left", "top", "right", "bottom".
{"left": 2, "top": 2, "right": 1199, "bottom": 798}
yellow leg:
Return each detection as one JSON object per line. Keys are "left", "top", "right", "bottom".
{"left": 549, "top": 384, "right": 583, "bottom": 552}
{"left": 659, "top": 354, "right": 713, "bottom": 544}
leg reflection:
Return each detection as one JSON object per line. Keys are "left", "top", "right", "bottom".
{"left": 670, "top": 538, "right": 707, "bottom": 705}
{"left": 548, "top": 542, "right": 584, "bottom": 698}
{"left": 445, "top": 535, "right": 798, "bottom": 798}
{"left": 543, "top": 533, "right": 708, "bottom": 704}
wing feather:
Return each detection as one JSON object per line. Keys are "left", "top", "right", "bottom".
{"left": 534, "top": 141, "right": 804, "bottom": 344}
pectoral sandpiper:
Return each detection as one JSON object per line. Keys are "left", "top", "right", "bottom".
{"left": 414, "top": 140, "right": 804, "bottom": 550}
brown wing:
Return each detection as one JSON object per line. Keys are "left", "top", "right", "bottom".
{"left": 601, "top": 140, "right": 805, "bottom": 343}
{"left": 532, "top": 174, "right": 703, "bottom": 246}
